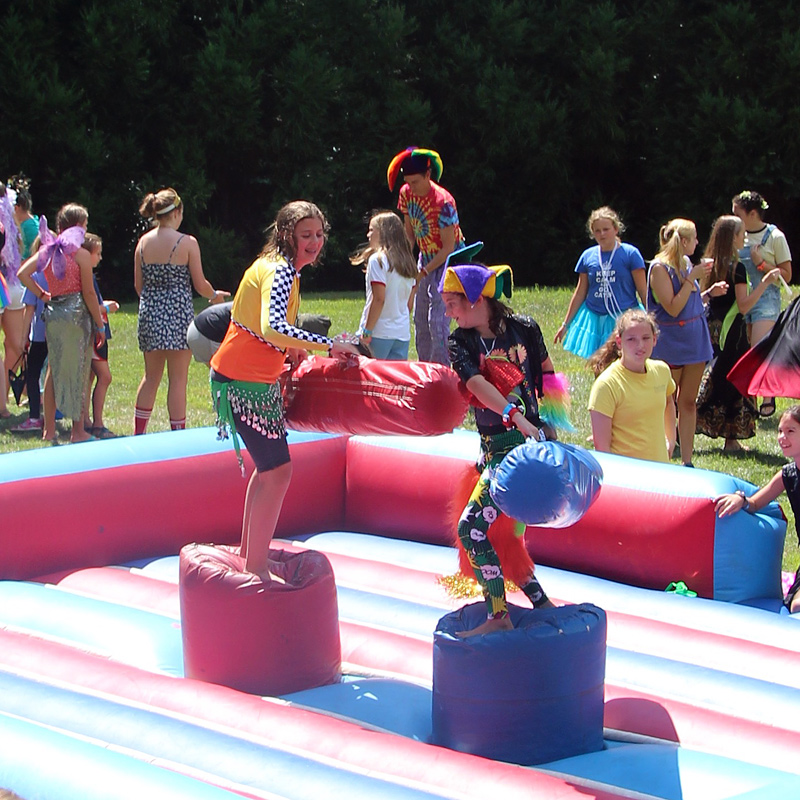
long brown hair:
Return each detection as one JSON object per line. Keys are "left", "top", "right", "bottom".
{"left": 260, "top": 200, "right": 329, "bottom": 265}
{"left": 702, "top": 215, "right": 741, "bottom": 290}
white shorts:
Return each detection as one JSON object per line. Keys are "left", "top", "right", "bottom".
{"left": 0, "top": 281, "right": 25, "bottom": 312}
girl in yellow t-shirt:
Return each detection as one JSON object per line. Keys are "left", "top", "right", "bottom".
{"left": 588, "top": 309, "right": 676, "bottom": 463}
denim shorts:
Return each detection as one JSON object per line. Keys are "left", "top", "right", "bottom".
{"left": 744, "top": 284, "right": 781, "bottom": 324}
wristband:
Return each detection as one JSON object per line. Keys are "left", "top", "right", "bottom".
{"left": 502, "top": 403, "right": 523, "bottom": 429}
{"left": 360, "top": 328, "right": 372, "bottom": 338}
{"left": 756, "top": 262, "right": 767, "bottom": 271}
{"left": 735, "top": 490, "right": 751, "bottom": 512}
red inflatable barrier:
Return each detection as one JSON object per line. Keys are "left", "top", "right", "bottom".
{"left": 180, "top": 544, "right": 341, "bottom": 695}
{"left": 285, "top": 355, "right": 468, "bottom": 436}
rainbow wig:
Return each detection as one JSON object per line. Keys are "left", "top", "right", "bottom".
{"left": 387, "top": 147, "right": 443, "bottom": 190}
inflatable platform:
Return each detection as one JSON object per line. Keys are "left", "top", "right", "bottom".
{"left": 1, "top": 427, "right": 799, "bottom": 800}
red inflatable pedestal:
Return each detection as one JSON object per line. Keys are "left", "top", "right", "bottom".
{"left": 180, "top": 544, "right": 341, "bottom": 695}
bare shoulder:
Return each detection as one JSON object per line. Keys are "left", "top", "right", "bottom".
{"left": 74, "top": 247, "right": 92, "bottom": 267}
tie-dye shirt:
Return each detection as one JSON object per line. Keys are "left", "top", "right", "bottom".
{"left": 398, "top": 180, "right": 465, "bottom": 267}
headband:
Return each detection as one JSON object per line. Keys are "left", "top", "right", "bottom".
{"left": 735, "top": 191, "right": 769, "bottom": 211}
{"left": 387, "top": 147, "right": 443, "bottom": 190}
{"left": 156, "top": 193, "right": 182, "bottom": 215}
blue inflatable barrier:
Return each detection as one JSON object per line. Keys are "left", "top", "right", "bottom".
{"left": 0, "top": 710, "right": 239, "bottom": 800}
{"left": 0, "top": 670, "right": 454, "bottom": 800}
{"left": 0, "top": 581, "right": 184, "bottom": 676}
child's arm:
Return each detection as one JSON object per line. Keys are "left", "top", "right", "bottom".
{"left": 650, "top": 261, "right": 707, "bottom": 317}
{"left": 186, "top": 236, "right": 230, "bottom": 304}
{"left": 419, "top": 225, "right": 455, "bottom": 276}
{"left": 77, "top": 249, "right": 106, "bottom": 345}
{"left": 134, "top": 243, "right": 143, "bottom": 296}
{"left": 360, "top": 283, "right": 386, "bottom": 343}
{"left": 736, "top": 269, "right": 781, "bottom": 316}
{"left": 554, "top": 274, "right": 589, "bottom": 344}
{"left": 407, "top": 283, "right": 417, "bottom": 313}
{"left": 17, "top": 254, "right": 51, "bottom": 302}
{"left": 465, "top": 374, "right": 540, "bottom": 439}
{"left": 715, "top": 468, "right": 785, "bottom": 517}
{"left": 589, "top": 411, "right": 612, "bottom": 452}
{"left": 632, "top": 268, "right": 648, "bottom": 307}
{"left": 103, "top": 300, "right": 120, "bottom": 314}
{"left": 664, "top": 394, "right": 677, "bottom": 456}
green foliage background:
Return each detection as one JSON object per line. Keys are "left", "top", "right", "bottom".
{"left": 3, "top": 0, "right": 800, "bottom": 298}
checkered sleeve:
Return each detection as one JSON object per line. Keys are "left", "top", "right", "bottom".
{"left": 265, "top": 261, "right": 333, "bottom": 351}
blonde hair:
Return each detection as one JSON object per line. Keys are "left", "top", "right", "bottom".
{"left": 350, "top": 211, "right": 416, "bottom": 279}
{"left": 653, "top": 218, "right": 696, "bottom": 273}
{"left": 586, "top": 206, "right": 624, "bottom": 238}
{"left": 589, "top": 308, "right": 659, "bottom": 377}
{"left": 55, "top": 203, "right": 88, "bottom": 233}
{"left": 139, "top": 187, "right": 182, "bottom": 222}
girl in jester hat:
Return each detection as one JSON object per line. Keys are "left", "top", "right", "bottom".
{"left": 442, "top": 244, "right": 568, "bottom": 636}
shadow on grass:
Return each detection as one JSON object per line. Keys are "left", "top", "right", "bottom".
{"left": 718, "top": 447, "right": 786, "bottom": 469}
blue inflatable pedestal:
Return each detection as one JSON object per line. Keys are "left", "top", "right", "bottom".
{"left": 432, "top": 602, "right": 606, "bottom": 765}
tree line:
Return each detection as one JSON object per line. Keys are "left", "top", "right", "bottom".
{"left": 3, "top": 0, "right": 800, "bottom": 299}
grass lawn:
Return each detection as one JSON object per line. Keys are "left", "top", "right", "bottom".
{"left": 2, "top": 285, "right": 797, "bottom": 571}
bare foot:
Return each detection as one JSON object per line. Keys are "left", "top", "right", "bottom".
{"left": 249, "top": 569, "right": 286, "bottom": 585}
{"left": 724, "top": 440, "right": 749, "bottom": 453}
{"left": 456, "top": 616, "right": 514, "bottom": 638}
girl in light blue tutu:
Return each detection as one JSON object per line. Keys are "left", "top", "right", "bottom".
{"left": 554, "top": 207, "right": 647, "bottom": 359}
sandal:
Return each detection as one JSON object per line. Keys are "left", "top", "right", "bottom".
{"left": 759, "top": 398, "right": 776, "bottom": 417}
{"left": 92, "top": 426, "right": 118, "bottom": 439}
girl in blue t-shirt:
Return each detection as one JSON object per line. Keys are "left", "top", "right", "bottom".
{"left": 555, "top": 206, "right": 647, "bottom": 359}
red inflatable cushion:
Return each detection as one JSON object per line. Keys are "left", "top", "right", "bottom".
{"left": 180, "top": 544, "right": 341, "bottom": 695}
{"left": 285, "top": 355, "right": 468, "bottom": 436}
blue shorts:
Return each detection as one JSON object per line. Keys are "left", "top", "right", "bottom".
{"left": 745, "top": 285, "right": 781, "bottom": 324}
{"left": 369, "top": 337, "right": 410, "bottom": 360}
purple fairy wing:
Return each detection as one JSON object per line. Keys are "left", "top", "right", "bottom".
{"left": 0, "top": 194, "right": 20, "bottom": 278}
{"left": 58, "top": 225, "right": 86, "bottom": 253}
{"left": 36, "top": 216, "right": 56, "bottom": 272}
